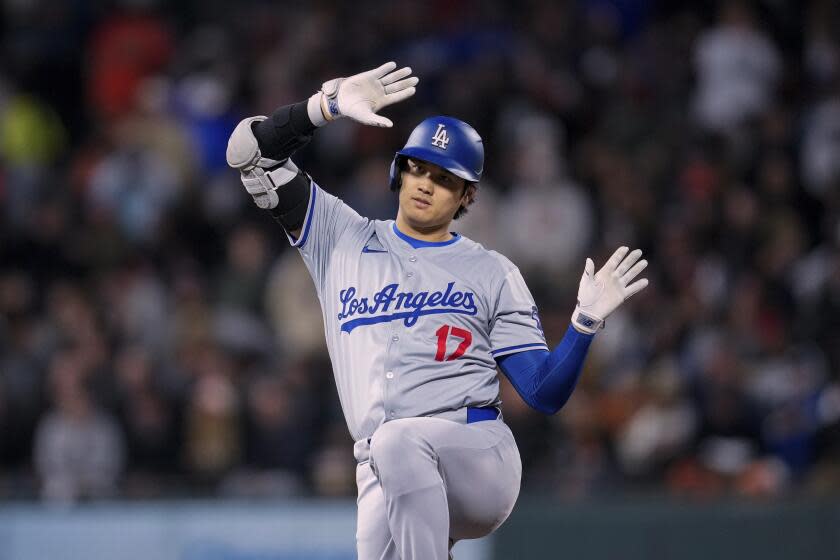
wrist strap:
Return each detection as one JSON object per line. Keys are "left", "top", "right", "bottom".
{"left": 571, "top": 308, "right": 604, "bottom": 334}
{"left": 307, "top": 93, "right": 329, "bottom": 127}
{"left": 319, "top": 78, "right": 344, "bottom": 121}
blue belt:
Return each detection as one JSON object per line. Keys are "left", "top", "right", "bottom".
{"left": 466, "top": 406, "right": 501, "bottom": 423}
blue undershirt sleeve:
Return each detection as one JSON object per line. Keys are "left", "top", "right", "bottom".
{"left": 496, "top": 324, "right": 595, "bottom": 415}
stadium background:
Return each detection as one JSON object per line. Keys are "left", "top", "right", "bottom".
{"left": 1, "top": 0, "right": 839, "bottom": 558}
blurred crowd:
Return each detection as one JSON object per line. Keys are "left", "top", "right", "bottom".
{"left": 2, "top": 0, "right": 840, "bottom": 504}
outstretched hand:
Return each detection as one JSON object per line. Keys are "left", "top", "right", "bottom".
{"left": 571, "top": 246, "right": 649, "bottom": 334}
{"left": 319, "top": 61, "right": 419, "bottom": 127}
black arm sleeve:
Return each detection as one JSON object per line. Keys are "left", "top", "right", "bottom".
{"left": 251, "top": 100, "right": 318, "bottom": 161}
{"left": 267, "top": 171, "right": 311, "bottom": 232}
{"left": 252, "top": 99, "right": 319, "bottom": 231}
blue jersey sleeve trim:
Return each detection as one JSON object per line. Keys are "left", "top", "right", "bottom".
{"left": 491, "top": 342, "right": 549, "bottom": 356}
{"left": 392, "top": 223, "right": 461, "bottom": 248}
{"left": 496, "top": 324, "right": 594, "bottom": 415}
{"left": 288, "top": 181, "right": 317, "bottom": 248}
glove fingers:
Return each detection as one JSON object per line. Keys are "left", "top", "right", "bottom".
{"left": 384, "top": 76, "right": 419, "bottom": 94}
{"left": 622, "top": 259, "right": 648, "bottom": 284}
{"left": 380, "top": 66, "right": 413, "bottom": 86}
{"left": 381, "top": 87, "right": 417, "bottom": 108}
{"left": 585, "top": 258, "right": 595, "bottom": 276}
{"left": 605, "top": 246, "right": 630, "bottom": 271}
{"left": 616, "top": 249, "right": 643, "bottom": 276}
{"left": 366, "top": 61, "right": 397, "bottom": 78}
{"left": 624, "top": 278, "right": 649, "bottom": 299}
{"left": 615, "top": 248, "right": 642, "bottom": 275}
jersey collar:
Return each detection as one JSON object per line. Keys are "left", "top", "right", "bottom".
{"left": 392, "top": 223, "right": 461, "bottom": 249}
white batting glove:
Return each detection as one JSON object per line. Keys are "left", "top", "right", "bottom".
{"left": 571, "top": 247, "right": 649, "bottom": 334}
{"left": 310, "top": 61, "right": 419, "bottom": 128}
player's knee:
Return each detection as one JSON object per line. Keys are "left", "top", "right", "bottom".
{"left": 369, "top": 419, "right": 422, "bottom": 472}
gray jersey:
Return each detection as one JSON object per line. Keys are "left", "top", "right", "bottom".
{"left": 287, "top": 182, "right": 547, "bottom": 441}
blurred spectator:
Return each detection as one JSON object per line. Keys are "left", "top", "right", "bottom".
{"left": 0, "top": 94, "right": 66, "bottom": 166}
{"left": 341, "top": 156, "right": 399, "bottom": 220}
{"left": 223, "top": 365, "right": 322, "bottom": 498}
{"left": 0, "top": 273, "right": 43, "bottom": 468}
{"left": 181, "top": 346, "right": 241, "bottom": 484}
{"left": 800, "top": 98, "right": 840, "bottom": 197}
{"left": 114, "top": 345, "right": 179, "bottom": 481}
{"left": 803, "top": 4, "right": 840, "bottom": 89}
{"left": 692, "top": 2, "right": 781, "bottom": 133}
{"left": 616, "top": 357, "right": 697, "bottom": 478}
{"left": 0, "top": 93, "right": 66, "bottom": 227}
{"left": 33, "top": 351, "right": 125, "bottom": 503}
{"left": 265, "top": 251, "right": 329, "bottom": 360}
{"left": 99, "top": 261, "right": 171, "bottom": 353}
{"left": 311, "top": 423, "right": 358, "bottom": 498}
{"left": 497, "top": 110, "right": 594, "bottom": 277}
{"left": 87, "top": 7, "right": 173, "bottom": 120}
{"left": 549, "top": 383, "right": 617, "bottom": 499}
{"left": 85, "top": 129, "right": 182, "bottom": 244}
{"left": 215, "top": 224, "right": 271, "bottom": 315}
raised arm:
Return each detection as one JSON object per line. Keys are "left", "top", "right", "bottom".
{"left": 498, "top": 247, "right": 649, "bottom": 414}
{"left": 225, "top": 61, "right": 418, "bottom": 237}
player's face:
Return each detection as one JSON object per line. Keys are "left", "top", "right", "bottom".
{"left": 397, "top": 158, "right": 469, "bottom": 230}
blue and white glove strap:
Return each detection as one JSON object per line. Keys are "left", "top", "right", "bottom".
{"left": 571, "top": 307, "right": 604, "bottom": 334}
{"left": 318, "top": 78, "right": 344, "bottom": 122}
{"left": 307, "top": 92, "right": 329, "bottom": 127}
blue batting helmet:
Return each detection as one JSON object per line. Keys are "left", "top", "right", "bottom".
{"left": 388, "top": 116, "right": 484, "bottom": 191}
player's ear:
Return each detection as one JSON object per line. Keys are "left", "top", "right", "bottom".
{"left": 461, "top": 183, "right": 477, "bottom": 207}
{"left": 453, "top": 183, "right": 477, "bottom": 220}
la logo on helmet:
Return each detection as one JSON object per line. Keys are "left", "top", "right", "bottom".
{"left": 431, "top": 124, "right": 450, "bottom": 149}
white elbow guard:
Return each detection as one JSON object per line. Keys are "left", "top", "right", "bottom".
{"left": 226, "top": 116, "right": 284, "bottom": 171}
{"left": 227, "top": 116, "right": 301, "bottom": 210}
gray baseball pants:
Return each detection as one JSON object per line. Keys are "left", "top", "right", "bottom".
{"left": 353, "top": 416, "right": 522, "bottom": 559}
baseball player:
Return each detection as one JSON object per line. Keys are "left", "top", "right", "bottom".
{"left": 226, "top": 62, "right": 648, "bottom": 559}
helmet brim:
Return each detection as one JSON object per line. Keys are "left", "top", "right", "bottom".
{"left": 396, "top": 147, "right": 481, "bottom": 183}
